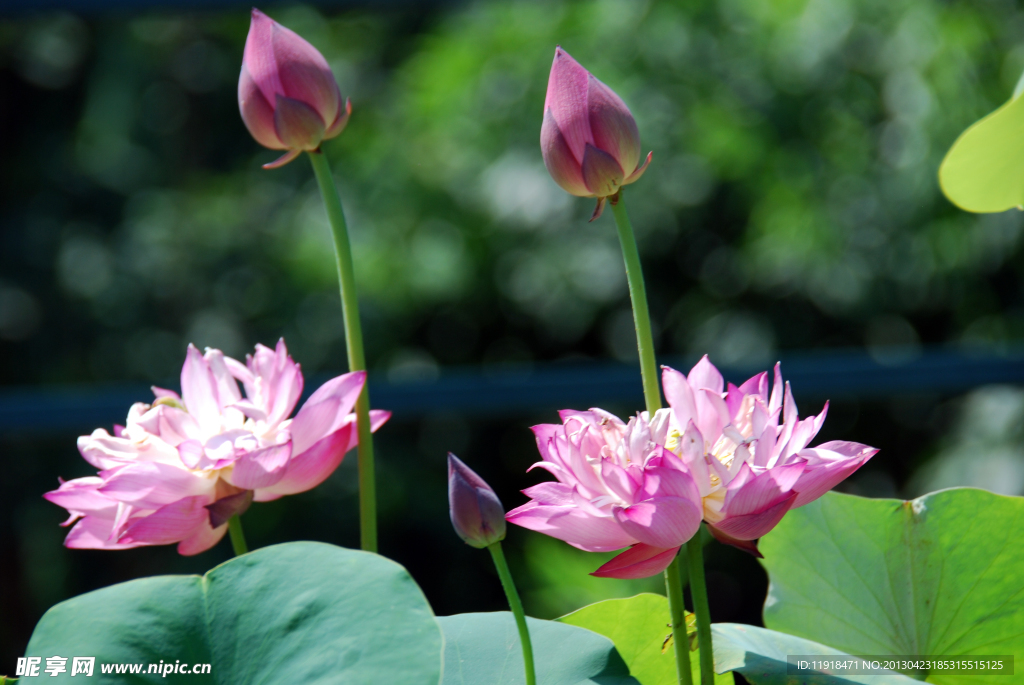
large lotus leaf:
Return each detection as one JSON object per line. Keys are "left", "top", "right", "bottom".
{"left": 938, "top": 87, "right": 1024, "bottom": 213}
{"left": 26, "top": 542, "right": 442, "bottom": 684}
{"left": 712, "top": 623, "right": 923, "bottom": 685}
{"left": 558, "top": 594, "right": 732, "bottom": 685}
{"left": 760, "top": 489, "right": 1024, "bottom": 684}
{"left": 438, "top": 612, "right": 639, "bottom": 684}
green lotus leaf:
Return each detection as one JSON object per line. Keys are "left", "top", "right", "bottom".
{"left": 558, "top": 593, "right": 732, "bottom": 685}
{"left": 939, "top": 88, "right": 1024, "bottom": 213}
{"left": 712, "top": 623, "right": 923, "bottom": 685}
{"left": 760, "top": 489, "right": 1024, "bottom": 684}
{"left": 438, "top": 612, "right": 639, "bottom": 684}
{"left": 25, "top": 542, "right": 442, "bottom": 684}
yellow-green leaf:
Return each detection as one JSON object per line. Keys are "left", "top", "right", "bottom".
{"left": 558, "top": 594, "right": 733, "bottom": 685}
{"left": 939, "top": 91, "right": 1024, "bottom": 213}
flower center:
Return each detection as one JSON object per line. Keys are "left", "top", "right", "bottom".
{"left": 732, "top": 394, "right": 758, "bottom": 440}
{"left": 153, "top": 396, "right": 185, "bottom": 411}
{"left": 664, "top": 428, "right": 683, "bottom": 453}
{"left": 710, "top": 435, "right": 737, "bottom": 470}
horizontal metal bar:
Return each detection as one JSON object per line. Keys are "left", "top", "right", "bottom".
{"left": 1, "top": 347, "right": 1022, "bottom": 435}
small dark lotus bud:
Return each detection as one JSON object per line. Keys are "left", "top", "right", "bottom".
{"left": 447, "top": 453, "right": 506, "bottom": 549}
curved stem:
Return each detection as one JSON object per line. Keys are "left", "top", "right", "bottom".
{"left": 227, "top": 515, "right": 248, "bottom": 556}
{"left": 665, "top": 553, "right": 694, "bottom": 685}
{"left": 610, "top": 191, "right": 662, "bottom": 414}
{"left": 488, "top": 542, "right": 536, "bottom": 685}
{"left": 307, "top": 150, "right": 378, "bottom": 554}
{"left": 687, "top": 534, "right": 715, "bottom": 685}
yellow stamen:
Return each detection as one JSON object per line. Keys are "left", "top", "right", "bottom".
{"left": 153, "top": 396, "right": 186, "bottom": 411}
{"left": 710, "top": 435, "right": 736, "bottom": 469}
{"left": 665, "top": 428, "right": 683, "bottom": 454}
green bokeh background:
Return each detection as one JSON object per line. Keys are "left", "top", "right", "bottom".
{"left": 4, "top": 0, "right": 1024, "bottom": 674}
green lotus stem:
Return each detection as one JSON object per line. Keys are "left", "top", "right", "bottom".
{"left": 307, "top": 149, "right": 378, "bottom": 554}
{"left": 611, "top": 192, "right": 715, "bottom": 684}
{"left": 665, "top": 553, "right": 694, "bottom": 685}
{"left": 610, "top": 192, "right": 662, "bottom": 414}
{"left": 687, "top": 534, "right": 715, "bottom": 685}
{"left": 488, "top": 542, "right": 536, "bottom": 685}
{"left": 227, "top": 515, "right": 248, "bottom": 556}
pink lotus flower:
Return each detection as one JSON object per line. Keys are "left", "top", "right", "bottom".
{"left": 506, "top": 408, "right": 703, "bottom": 579}
{"left": 45, "top": 340, "right": 389, "bottom": 555}
{"left": 660, "top": 356, "right": 877, "bottom": 555}
{"left": 541, "top": 47, "right": 652, "bottom": 220}
{"left": 238, "top": 8, "right": 351, "bottom": 169}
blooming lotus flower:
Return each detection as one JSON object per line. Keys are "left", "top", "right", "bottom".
{"left": 506, "top": 409, "right": 703, "bottom": 579}
{"left": 541, "top": 47, "right": 652, "bottom": 220}
{"left": 660, "top": 356, "right": 878, "bottom": 555}
{"left": 448, "top": 453, "right": 506, "bottom": 548}
{"left": 45, "top": 340, "right": 389, "bottom": 555}
{"left": 238, "top": 8, "right": 351, "bottom": 169}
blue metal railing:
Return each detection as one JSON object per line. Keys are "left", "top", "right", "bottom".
{"left": 2, "top": 347, "right": 1022, "bottom": 434}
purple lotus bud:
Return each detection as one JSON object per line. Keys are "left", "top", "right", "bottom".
{"left": 238, "top": 8, "right": 352, "bottom": 169}
{"left": 448, "top": 453, "right": 506, "bottom": 549}
{"left": 541, "top": 47, "right": 652, "bottom": 219}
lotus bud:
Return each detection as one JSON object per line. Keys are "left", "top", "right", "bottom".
{"left": 541, "top": 46, "right": 652, "bottom": 220}
{"left": 448, "top": 453, "right": 506, "bottom": 549}
{"left": 238, "top": 8, "right": 352, "bottom": 169}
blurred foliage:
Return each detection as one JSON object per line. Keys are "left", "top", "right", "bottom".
{"left": 4, "top": 0, "right": 1024, "bottom": 388}
{"left": 4, "top": 0, "right": 1024, "bottom": 674}
{"left": 909, "top": 384, "right": 1024, "bottom": 496}
{"left": 520, "top": 533, "right": 663, "bottom": 618}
